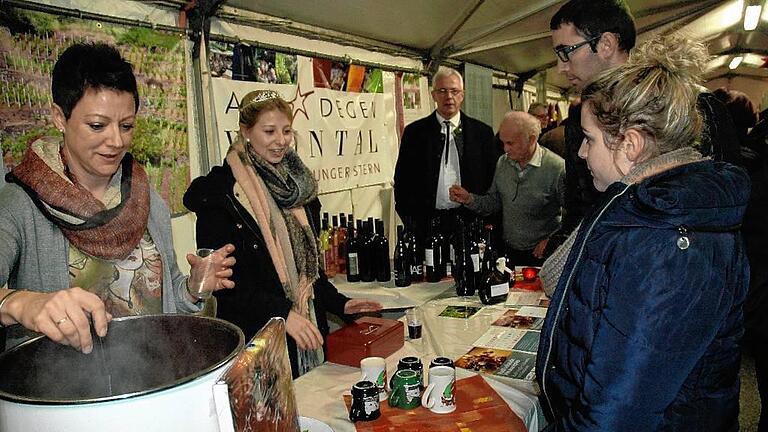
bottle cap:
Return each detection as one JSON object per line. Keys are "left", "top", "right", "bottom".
{"left": 495, "top": 257, "right": 512, "bottom": 274}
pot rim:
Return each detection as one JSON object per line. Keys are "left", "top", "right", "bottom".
{"left": 0, "top": 314, "right": 244, "bottom": 405}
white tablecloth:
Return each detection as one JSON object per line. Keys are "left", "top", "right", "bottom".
{"left": 294, "top": 294, "right": 546, "bottom": 431}
{"left": 330, "top": 276, "right": 456, "bottom": 310}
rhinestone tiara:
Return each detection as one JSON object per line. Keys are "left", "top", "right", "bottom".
{"left": 242, "top": 90, "right": 284, "bottom": 110}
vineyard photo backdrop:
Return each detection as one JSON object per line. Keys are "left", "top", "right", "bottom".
{"left": 0, "top": 7, "right": 191, "bottom": 214}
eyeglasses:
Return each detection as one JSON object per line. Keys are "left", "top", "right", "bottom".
{"left": 433, "top": 88, "right": 463, "bottom": 97}
{"left": 553, "top": 34, "right": 602, "bottom": 63}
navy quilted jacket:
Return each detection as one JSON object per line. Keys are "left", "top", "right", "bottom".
{"left": 536, "top": 160, "right": 750, "bottom": 431}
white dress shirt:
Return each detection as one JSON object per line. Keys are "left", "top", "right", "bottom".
{"left": 435, "top": 112, "right": 461, "bottom": 209}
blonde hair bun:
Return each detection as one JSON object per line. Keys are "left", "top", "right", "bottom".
{"left": 627, "top": 34, "right": 710, "bottom": 85}
{"left": 581, "top": 34, "right": 709, "bottom": 159}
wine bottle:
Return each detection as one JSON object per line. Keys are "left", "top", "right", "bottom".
{"left": 346, "top": 219, "right": 360, "bottom": 282}
{"left": 481, "top": 224, "right": 498, "bottom": 275}
{"left": 425, "top": 217, "right": 444, "bottom": 283}
{"left": 331, "top": 215, "right": 340, "bottom": 274}
{"left": 441, "top": 219, "right": 453, "bottom": 278}
{"left": 402, "top": 221, "right": 423, "bottom": 283}
{"left": 375, "top": 219, "right": 391, "bottom": 282}
{"left": 454, "top": 219, "right": 478, "bottom": 296}
{"left": 337, "top": 213, "right": 348, "bottom": 274}
{"left": 394, "top": 225, "right": 411, "bottom": 287}
{"left": 360, "top": 219, "right": 376, "bottom": 282}
{"left": 320, "top": 218, "right": 336, "bottom": 277}
{"left": 479, "top": 257, "right": 511, "bottom": 305}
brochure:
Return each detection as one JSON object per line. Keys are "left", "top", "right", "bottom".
{"left": 438, "top": 305, "right": 482, "bottom": 319}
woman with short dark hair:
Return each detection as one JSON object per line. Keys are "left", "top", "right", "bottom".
{"left": 0, "top": 42, "right": 235, "bottom": 354}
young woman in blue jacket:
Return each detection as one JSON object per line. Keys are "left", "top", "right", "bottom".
{"left": 537, "top": 35, "right": 750, "bottom": 431}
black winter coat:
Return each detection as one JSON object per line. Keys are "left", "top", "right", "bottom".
{"left": 183, "top": 163, "right": 351, "bottom": 378}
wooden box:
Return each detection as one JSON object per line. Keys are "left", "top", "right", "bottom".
{"left": 326, "top": 317, "right": 404, "bottom": 367}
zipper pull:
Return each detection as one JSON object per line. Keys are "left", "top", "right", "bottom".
{"left": 676, "top": 226, "right": 690, "bottom": 250}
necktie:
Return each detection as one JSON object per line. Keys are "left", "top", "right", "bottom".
{"left": 443, "top": 121, "right": 451, "bottom": 166}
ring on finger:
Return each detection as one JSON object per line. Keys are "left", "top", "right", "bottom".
{"left": 55, "top": 317, "right": 69, "bottom": 326}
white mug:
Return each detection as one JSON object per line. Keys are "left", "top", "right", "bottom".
{"left": 421, "top": 365, "right": 456, "bottom": 414}
{"left": 360, "top": 356, "right": 388, "bottom": 401}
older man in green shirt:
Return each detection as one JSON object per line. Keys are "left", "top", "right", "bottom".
{"left": 450, "top": 111, "right": 565, "bottom": 266}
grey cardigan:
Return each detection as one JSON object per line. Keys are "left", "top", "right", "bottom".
{"left": 0, "top": 183, "right": 200, "bottom": 347}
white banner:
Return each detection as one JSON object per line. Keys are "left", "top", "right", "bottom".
{"left": 211, "top": 56, "right": 396, "bottom": 193}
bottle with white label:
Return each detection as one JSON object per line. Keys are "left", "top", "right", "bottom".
{"left": 346, "top": 219, "right": 360, "bottom": 282}
{"left": 479, "top": 257, "right": 512, "bottom": 305}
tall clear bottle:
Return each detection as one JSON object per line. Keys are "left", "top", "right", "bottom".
{"left": 375, "top": 219, "right": 391, "bottom": 282}
{"left": 394, "top": 225, "right": 411, "bottom": 287}
{"left": 322, "top": 218, "right": 337, "bottom": 277}
{"left": 337, "top": 213, "right": 348, "bottom": 274}
{"left": 346, "top": 219, "right": 360, "bottom": 282}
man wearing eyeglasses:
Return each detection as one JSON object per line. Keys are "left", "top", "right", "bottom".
{"left": 543, "top": 0, "right": 741, "bottom": 259}
{"left": 394, "top": 66, "right": 500, "bottom": 248}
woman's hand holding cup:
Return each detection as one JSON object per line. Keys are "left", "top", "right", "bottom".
{"left": 185, "top": 243, "right": 236, "bottom": 300}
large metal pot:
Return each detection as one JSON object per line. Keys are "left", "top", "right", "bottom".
{"left": 0, "top": 314, "right": 244, "bottom": 432}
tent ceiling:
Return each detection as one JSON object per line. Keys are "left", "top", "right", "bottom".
{"left": 218, "top": 0, "right": 768, "bottom": 90}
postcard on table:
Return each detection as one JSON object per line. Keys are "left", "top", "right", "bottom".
{"left": 494, "top": 351, "right": 537, "bottom": 380}
{"left": 472, "top": 326, "right": 526, "bottom": 351}
{"left": 492, "top": 309, "right": 544, "bottom": 330}
{"left": 505, "top": 290, "right": 543, "bottom": 307}
{"left": 516, "top": 306, "right": 548, "bottom": 318}
{"left": 454, "top": 346, "right": 512, "bottom": 375}
{"left": 512, "top": 331, "right": 541, "bottom": 353}
{"left": 439, "top": 305, "right": 482, "bottom": 319}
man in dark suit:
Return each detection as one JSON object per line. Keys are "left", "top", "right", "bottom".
{"left": 394, "top": 67, "right": 500, "bottom": 242}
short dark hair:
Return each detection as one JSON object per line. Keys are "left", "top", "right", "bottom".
{"left": 52, "top": 42, "right": 139, "bottom": 119}
{"left": 550, "top": 0, "right": 636, "bottom": 53}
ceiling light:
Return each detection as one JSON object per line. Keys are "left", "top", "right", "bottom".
{"left": 723, "top": 0, "right": 745, "bottom": 26}
{"left": 744, "top": 5, "right": 762, "bottom": 30}
{"left": 729, "top": 56, "right": 744, "bottom": 69}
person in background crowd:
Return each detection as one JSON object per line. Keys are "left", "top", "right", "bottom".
{"left": 713, "top": 88, "right": 759, "bottom": 147}
{"left": 449, "top": 112, "right": 564, "bottom": 266}
{"left": 537, "top": 35, "right": 750, "bottom": 431}
{"left": 542, "top": 0, "right": 742, "bottom": 261}
{"left": 715, "top": 87, "right": 768, "bottom": 432}
{"left": 540, "top": 102, "right": 579, "bottom": 159}
{"left": 394, "top": 66, "right": 501, "bottom": 245}
{"left": 184, "top": 90, "right": 381, "bottom": 378}
{"left": 528, "top": 102, "right": 554, "bottom": 136}
{"left": 0, "top": 42, "right": 236, "bottom": 354}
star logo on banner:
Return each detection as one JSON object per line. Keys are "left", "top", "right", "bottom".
{"left": 288, "top": 81, "right": 314, "bottom": 121}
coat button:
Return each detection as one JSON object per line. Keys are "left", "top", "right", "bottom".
{"left": 252, "top": 244, "right": 259, "bottom": 250}
{"left": 236, "top": 223, "right": 243, "bottom": 229}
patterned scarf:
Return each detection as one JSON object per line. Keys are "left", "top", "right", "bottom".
{"left": 226, "top": 142, "right": 320, "bottom": 317}
{"left": 7, "top": 136, "right": 149, "bottom": 260}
